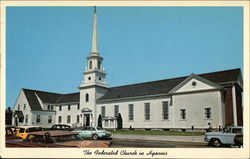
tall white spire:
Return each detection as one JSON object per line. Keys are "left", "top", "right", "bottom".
{"left": 91, "top": 6, "right": 99, "bottom": 55}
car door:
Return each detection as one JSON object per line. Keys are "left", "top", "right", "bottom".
{"left": 16, "top": 128, "right": 26, "bottom": 139}
{"left": 226, "top": 128, "right": 237, "bottom": 144}
{"left": 79, "top": 127, "right": 90, "bottom": 138}
{"left": 227, "top": 128, "right": 242, "bottom": 144}
{"left": 86, "top": 127, "right": 94, "bottom": 138}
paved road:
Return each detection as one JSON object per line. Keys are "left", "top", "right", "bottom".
{"left": 97, "top": 134, "right": 208, "bottom": 148}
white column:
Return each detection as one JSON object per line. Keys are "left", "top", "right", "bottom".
{"left": 232, "top": 85, "right": 238, "bottom": 126}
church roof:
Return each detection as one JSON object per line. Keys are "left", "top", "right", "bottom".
{"left": 97, "top": 68, "right": 241, "bottom": 101}
{"left": 22, "top": 88, "right": 80, "bottom": 110}
{"left": 22, "top": 68, "right": 241, "bottom": 106}
{"left": 23, "top": 89, "right": 62, "bottom": 111}
{"left": 56, "top": 92, "right": 80, "bottom": 104}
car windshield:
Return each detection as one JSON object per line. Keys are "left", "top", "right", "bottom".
{"left": 26, "top": 127, "right": 43, "bottom": 132}
{"left": 226, "top": 128, "right": 231, "bottom": 133}
{"left": 96, "top": 127, "right": 104, "bottom": 130}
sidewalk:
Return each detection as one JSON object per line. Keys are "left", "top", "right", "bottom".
{"left": 112, "top": 134, "right": 205, "bottom": 143}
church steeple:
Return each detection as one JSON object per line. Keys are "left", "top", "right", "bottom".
{"left": 80, "top": 6, "right": 108, "bottom": 88}
{"left": 91, "top": 6, "right": 99, "bottom": 55}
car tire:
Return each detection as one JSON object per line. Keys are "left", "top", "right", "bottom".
{"left": 212, "top": 138, "right": 222, "bottom": 147}
{"left": 92, "top": 134, "right": 98, "bottom": 140}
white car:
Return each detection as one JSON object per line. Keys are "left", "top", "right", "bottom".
{"left": 204, "top": 126, "right": 243, "bottom": 147}
{"left": 73, "top": 126, "right": 112, "bottom": 140}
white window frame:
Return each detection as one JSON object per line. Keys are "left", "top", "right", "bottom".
{"left": 180, "top": 109, "right": 186, "bottom": 120}
{"left": 101, "top": 106, "right": 105, "bottom": 117}
{"left": 205, "top": 107, "right": 212, "bottom": 119}
{"left": 58, "top": 116, "right": 62, "bottom": 123}
{"left": 48, "top": 115, "right": 52, "bottom": 123}
{"left": 114, "top": 105, "right": 119, "bottom": 117}
{"left": 67, "top": 115, "right": 71, "bottom": 123}
{"left": 128, "top": 104, "right": 134, "bottom": 121}
{"left": 144, "top": 103, "right": 150, "bottom": 121}
{"left": 36, "top": 115, "right": 40, "bottom": 123}
{"left": 162, "top": 101, "right": 169, "bottom": 120}
{"left": 25, "top": 115, "right": 28, "bottom": 123}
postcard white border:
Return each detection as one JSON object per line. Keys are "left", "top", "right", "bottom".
{"left": 0, "top": 1, "right": 249, "bottom": 158}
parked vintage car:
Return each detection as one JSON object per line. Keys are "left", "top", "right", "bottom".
{"left": 6, "top": 127, "right": 22, "bottom": 141}
{"left": 73, "top": 126, "right": 112, "bottom": 140}
{"left": 13, "top": 126, "right": 43, "bottom": 139}
{"left": 204, "top": 126, "right": 243, "bottom": 147}
{"left": 50, "top": 124, "right": 73, "bottom": 131}
{"left": 6, "top": 131, "right": 111, "bottom": 148}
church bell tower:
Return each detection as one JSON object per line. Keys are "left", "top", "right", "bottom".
{"left": 79, "top": 7, "right": 109, "bottom": 127}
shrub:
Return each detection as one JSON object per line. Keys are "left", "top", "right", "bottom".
{"left": 117, "top": 113, "right": 123, "bottom": 130}
{"left": 98, "top": 114, "right": 102, "bottom": 128}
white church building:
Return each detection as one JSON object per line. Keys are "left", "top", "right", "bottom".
{"left": 12, "top": 8, "right": 243, "bottom": 131}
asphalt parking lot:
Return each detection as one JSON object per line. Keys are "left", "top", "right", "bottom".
{"left": 95, "top": 134, "right": 237, "bottom": 148}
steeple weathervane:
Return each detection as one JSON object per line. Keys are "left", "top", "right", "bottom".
{"left": 91, "top": 6, "right": 99, "bottom": 55}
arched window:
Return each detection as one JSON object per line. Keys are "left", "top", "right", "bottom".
{"left": 89, "top": 61, "right": 92, "bottom": 69}
{"left": 86, "top": 93, "right": 89, "bottom": 102}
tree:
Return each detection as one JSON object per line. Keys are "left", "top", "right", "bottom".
{"left": 98, "top": 114, "right": 102, "bottom": 128}
{"left": 117, "top": 113, "right": 123, "bottom": 130}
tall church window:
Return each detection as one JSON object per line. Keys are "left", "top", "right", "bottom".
{"left": 205, "top": 108, "right": 211, "bottom": 119}
{"left": 59, "top": 106, "right": 62, "bottom": 111}
{"left": 144, "top": 103, "right": 150, "bottom": 120}
{"left": 180, "top": 109, "right": 186, "bottom": 120}
{"left": 25, "top": 115, "right": 28, "bottom": 123}
{"left": 114, "top": 105, "right": 119, "bottom": 117}
{"left": 18, "top": 104, "right": 20, "bottom": 110}
{"left": 48, "top": 115, "right": 52, "bottom": 123}
{"left": 58, "top": 116, "right": 62, "bottom": 123}
{"left": 162, "top": 102, "right": 169, "bottom": 120}
{"left": 68, "top": 105, "right": 71, "bottom": 110}
{"left": 24, "top": 104, "right": 26, "bottom": 110}
{"left": 36, "top": 115, "right": 40, "bottom": 123}
{"left": 128, "top": 104, "right": 134, "bottom": 121}
{"left": 101, "top": 106, "right": 105, "bottom": 117}
{"left": 89, "top": 61, "right": 92, "bottom": 69}
{"left": 86, "top": 94, "right": 89, "bottom": 102}
{"left": 67, "top": 115, "right": 71, "bottom": 123}
{"left": 77, "top": 115, "right": 80, "bottom": 123}
{"left": 77, "top": 104, "right": 80, "bottom": 110}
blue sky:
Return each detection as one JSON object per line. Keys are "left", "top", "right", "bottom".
{"left": 6, "top": 7, "right": 243, "bottom": 108}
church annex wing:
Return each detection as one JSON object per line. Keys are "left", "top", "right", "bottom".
{"left": 97, "top": 68, "right": 241, "bottom": 102}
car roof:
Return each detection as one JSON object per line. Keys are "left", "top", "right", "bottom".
{"left": 230, "top": 126, "right": 243, "bottom": 129}
{"left": 52, "top": 124, "right": 70, "bottom": 126}
{"left": 29, "top": 131, "right": 77, "bottom": 136}
{"left": 15, "top": 126, "right": 42, "bottom": 129}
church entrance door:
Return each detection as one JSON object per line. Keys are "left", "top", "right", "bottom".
{"left": 85, "top": 114, "right": 90, "bottom": 126}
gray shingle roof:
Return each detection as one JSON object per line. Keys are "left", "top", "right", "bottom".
{"left": 97, "top": 68, "right": 241, "bottom": 101}
{"left": 56, "top": 92, "right": 80, "bottom": 104}
{"left": 23, "top": 89, "right": 62, "bottom": 111}
{"left": 22, "top": 68, "right": 241, "bottom": 106}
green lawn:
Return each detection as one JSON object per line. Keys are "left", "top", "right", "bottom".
{"left": 111, "top": 130, "right": 205, "bottom": 136}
